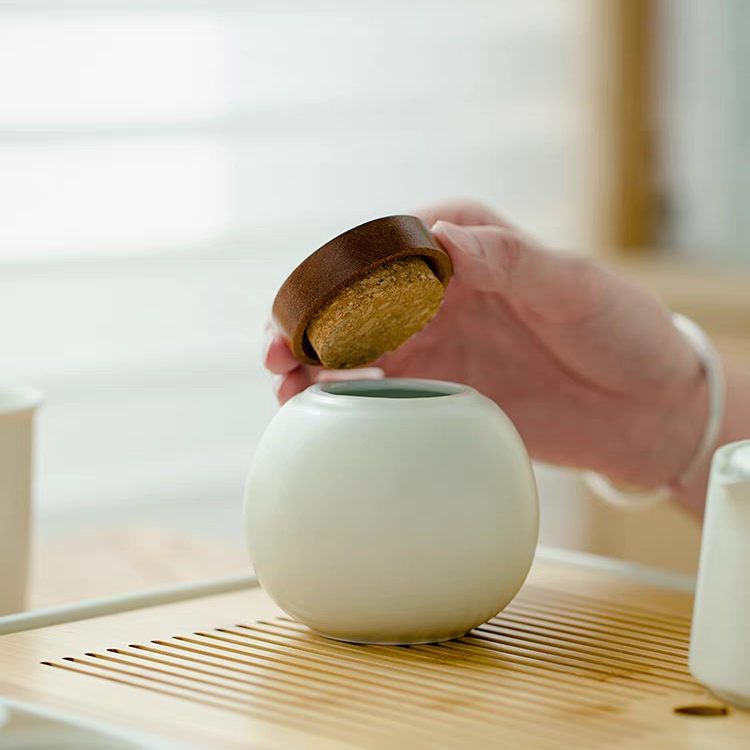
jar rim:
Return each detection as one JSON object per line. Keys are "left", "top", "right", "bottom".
{"left": 311, "top": 378, "right": 468, "bottom": 401}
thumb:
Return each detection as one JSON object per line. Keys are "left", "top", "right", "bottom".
{"left": 432, "top": 220, "right": 607, "bottom": 324}
{"left": 431, "top": 221, "right": 509, "bottom": 291}
{"left": 432, "top": 220, "right": 567, "bottom": 298}
{"left": 433, "top": 220, "right": 682, "bottom": 393}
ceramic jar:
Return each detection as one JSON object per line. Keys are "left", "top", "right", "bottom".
{"left": 244, "top": 378, "right": 539, "bottom": 644}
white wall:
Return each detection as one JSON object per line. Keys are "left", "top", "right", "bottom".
{"left": 657, "top": 0, "right": 750, "bottom": 262}
{"left": 1, "top": 1, "right": 594, "bottom": 543}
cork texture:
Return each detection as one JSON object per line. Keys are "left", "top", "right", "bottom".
{"left": 306, "top": 256, "right": 444, "bottom": 369}
{"left": 273, "top": 216, "right": 452, "bottom": 366}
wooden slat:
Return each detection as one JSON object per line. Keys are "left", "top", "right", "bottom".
{"left": 1, "top": 559, "right": 748, "bottom": 749}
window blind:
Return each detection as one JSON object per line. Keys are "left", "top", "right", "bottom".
{"left": 0, "top": 0, "right": 594, "bottom": 517}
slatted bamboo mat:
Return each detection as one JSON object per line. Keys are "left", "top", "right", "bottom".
{"left": 0, "top": 559, "right": 748, "bottom": 749}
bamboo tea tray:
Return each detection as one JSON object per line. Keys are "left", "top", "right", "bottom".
{"left": 0, "top": 549, "right": 748, "bottom": 749}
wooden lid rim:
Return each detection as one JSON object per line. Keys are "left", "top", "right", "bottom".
{"left": 272, "top": 215, "right": 453, "bottom": 366}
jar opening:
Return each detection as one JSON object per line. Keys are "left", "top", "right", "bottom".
{"left": 319, "top": 380, "right": 464, "bottom": 399}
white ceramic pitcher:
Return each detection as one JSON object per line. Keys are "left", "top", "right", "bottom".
{"left": 0, "top": 386, "right": 42, "bottom": 615}
{"left": 689, "top": 439, "right": 750, "bottom": 710}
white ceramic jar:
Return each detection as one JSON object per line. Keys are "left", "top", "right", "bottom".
{"left": 244, "top": 378, "right": 539, "bottom": 644}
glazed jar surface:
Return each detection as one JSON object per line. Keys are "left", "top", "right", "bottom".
{"left": 244, "top": 378, "right": 539, "bottom": 644}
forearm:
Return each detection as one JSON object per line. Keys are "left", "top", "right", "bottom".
{"left": 677, "top": 357, "right": 750, "bottom": 515}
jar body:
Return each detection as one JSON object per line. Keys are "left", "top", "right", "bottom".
{"left": 244, "top": 379, "right": 539, "bottom": 644}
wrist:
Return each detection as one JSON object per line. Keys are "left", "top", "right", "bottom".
{"left": 585, "top": 314, "right": 724, "bottom": 510}
{"left": 610, "top": 346, "right": 706, "bottom": 489}
{"left": 604, "top": 387, "right": 705, "bottom": 492}
{"left": 648, "top": 355, "right": 709, "bottom": 488}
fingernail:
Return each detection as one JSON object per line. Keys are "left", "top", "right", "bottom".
{"left": 432, "top": 221, "right": 481, "bottom": 257}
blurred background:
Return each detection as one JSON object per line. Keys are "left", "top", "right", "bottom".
{"left": 2, "top": 0, "right": 749, "bottom": 608}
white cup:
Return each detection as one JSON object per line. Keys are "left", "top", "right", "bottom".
{"left": 690, "top": 439, "right": 750, "bottom": 710}
{"left": 0, "top": 386, "right": 42, "bottom": 615}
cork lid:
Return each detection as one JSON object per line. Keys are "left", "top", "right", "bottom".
{"left": 273, "top": 215, "right": 453, "bottom": 367}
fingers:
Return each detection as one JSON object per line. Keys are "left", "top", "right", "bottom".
{"left": 264, "top": 320, "right": 310, "bottom": 403}
{"left": 273, "top": 367, "right": 385, "bottom": 404}
{"left": 273, "top": 369, "right": 313, "bottom": 404}
{"left": 265, "top": 316, "right": 386, "bottom": 404}
{"left": 432, "top": 220, "right": 683, "bottom": 393}
{"left": 431, "top": 221, "right": 516, "bottom": 292}
{"left": 431, "top": 221, "right": 588, "bottom": 315}
{"left": 316, "top": 367, "right": 385, "bottom": 382}
{"left": 414, "top": 199, "right": 515, "bottom": 230}
{"left": 264, "top": 332, "right": 299, "bottom": 375}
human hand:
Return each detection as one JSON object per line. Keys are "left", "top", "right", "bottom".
{"left": 265, "top": 199, "right": 707, "bottom": 490}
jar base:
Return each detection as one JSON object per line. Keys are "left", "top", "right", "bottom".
{"left": 311, "top": 628, "right": 472, "bottom": 646}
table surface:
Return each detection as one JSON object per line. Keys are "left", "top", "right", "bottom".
{"left": 1, "top": 553, "right": 748, "bottom": 750}
{"left": 30, "top": 521, "right": 250, "bottom": 610}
